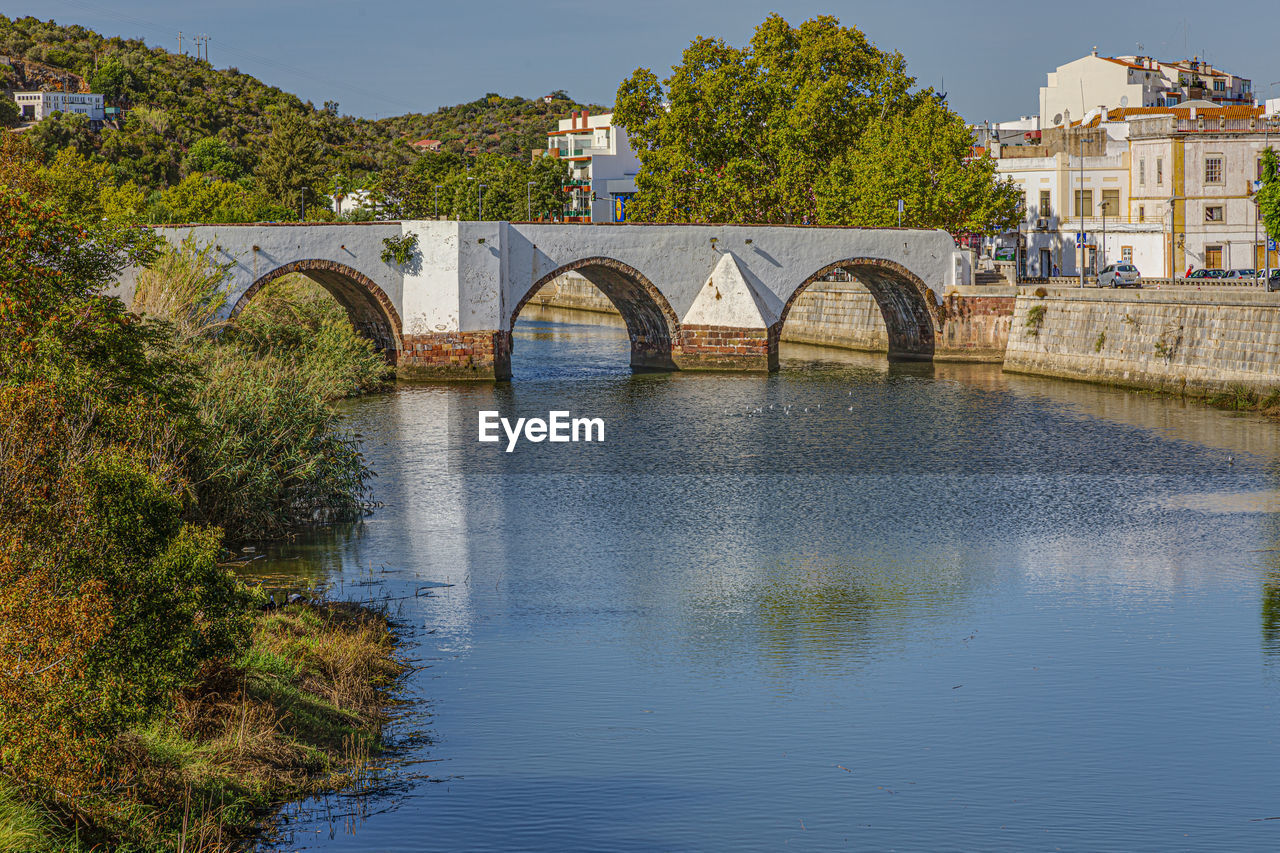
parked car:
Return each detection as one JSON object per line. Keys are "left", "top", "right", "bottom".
{"left": 1186, "top": 269, "right": 1226, "bottom": 279}
{"left": 1267, "top": 269, "right": 1280, "bottom": 292}
{"left": 1098, "top": 263, "right": 1142, "bottom": 288}
{"left": 1222, "top": 269, "right": 1257, "bottom": 280}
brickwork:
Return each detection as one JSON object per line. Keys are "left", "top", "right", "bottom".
{"left": 399, "top": 331, "right": 512, "bottom": 381}
{"left": 676, "top": 325, "right": 777, "bottom": 371}
{"left": 937, "top": 293, "right": 1015, "bottom": 361}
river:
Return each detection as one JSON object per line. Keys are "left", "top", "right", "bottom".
{"left": 258, "top": 308, "right": 1280, "bottom": 852}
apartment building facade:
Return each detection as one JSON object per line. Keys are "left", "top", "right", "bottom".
{"left": 993, "top": 103, "right": 1278, "bottom": 278}
{"left": 1039, "top": 50, "right": 1253, "bottom": 128}
{"left": 545, "top": 111, "right": 640, "bottom": 222}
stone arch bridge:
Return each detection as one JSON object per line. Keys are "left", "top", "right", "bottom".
{"left": 117, "top": 222, "right": 980, "bottom": 379}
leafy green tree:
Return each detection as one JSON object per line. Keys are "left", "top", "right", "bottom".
{"left": 183, "top": 135, "right": 245, "bottom": 180}
{"left": 612, "top": 13, "right": 1018, "bottom": 229}
{"left": 89, "top": 54, "right": 134, "bottom": 102}
{"left": 26, "top": 110, "right": 98, "bottom": 159}
{"left": 36, "top": 147, "right": 146, "bottom": 226}
{"left": 815, "top": 96, "right": 1021, "bottom": 232}
{"left": 0, "top": 97, "right": 18, "bottom": 128}
{"left": 255, "top": 110, "right": 328, "bottom": 213}
{"left": 1259, "top": 147, "right": 1280, "bottom": 244}
{"left": 148, "top": 173, "right": 287, "bottom": 224}
{"left": 529, "top": 153, "right": 569, "bottom": 220}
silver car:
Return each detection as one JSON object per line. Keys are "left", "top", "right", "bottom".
{"left": 1222, "top": 268, "right": 1257, "bottom": 280}
{"left": 1098, "top": 263, "right": 1141, "bottom": 288}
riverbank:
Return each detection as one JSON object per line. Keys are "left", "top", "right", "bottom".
{"left": 0, "top": 599, "right": 404, "bottom": 853}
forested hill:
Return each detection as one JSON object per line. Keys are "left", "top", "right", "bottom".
{"left": 0, "top": 15, "right": 601, "bottom": 190}
{"left": 378, "top": 90, "right": 609, "bottom": 158}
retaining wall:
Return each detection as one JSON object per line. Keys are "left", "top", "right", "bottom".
{"left": 1004, "top": 287, "right": 1280, "bottom": 393}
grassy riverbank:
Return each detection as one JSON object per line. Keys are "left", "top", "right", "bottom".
{"left": 0, "top": 600, "right": 403, "bottom": 852}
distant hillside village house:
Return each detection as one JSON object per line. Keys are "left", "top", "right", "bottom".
{"left": 411, "top": 138, "right": 443, "bottom": 152}
{"left": 544, "top": 110, "right": 639, "bottom": 222}
{"left": 11, "top": 91, "right": 104, "bottom": 122}
{"left": 974, "top": 49, "right": 1279, "bottom": 280}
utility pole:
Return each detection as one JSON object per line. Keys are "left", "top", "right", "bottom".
{"left": 434, "top": 185, "right": 441, "bottom": 219}
{"left": 528, "top": 181, "right": 536, "bottom": 220}
{"left": 177, "top": 31, "right": 182, "bottom": 55}
{"left": 479, "top": 183, "right": 486, "bottom": 221}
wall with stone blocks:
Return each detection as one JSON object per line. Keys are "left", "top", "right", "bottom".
{"left": 1004, "top": 288, "right": 1280, "bottom": 393}
{"left": 526, "top": 275, "right": 1016, "bottom": 362}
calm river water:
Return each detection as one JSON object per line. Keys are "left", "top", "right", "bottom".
{"left": 260, "top": 309, "right": 1280, "bottom": 852}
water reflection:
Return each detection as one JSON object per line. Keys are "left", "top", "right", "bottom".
{"left": 248, "top": 311, "right": 1280, "bottom": 852}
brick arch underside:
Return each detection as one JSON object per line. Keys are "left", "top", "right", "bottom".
{"left": 511, "top": 258, "right": 681, "bottom": 371}
{"left": 232, "top": 260, "right": 403, "bottom": 362}
{"left": 779, "top": 258, "right": 942, "bottom": 360}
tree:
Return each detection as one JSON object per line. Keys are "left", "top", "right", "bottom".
{"left": 255, "top": 110, "right": 328, "bottom": 213}
{"left": 613, "top": 13, "right": 1015, "bottom": 229}
{"left": 0, "top": 187, "right": 249, "bottom": 794}
{"left": 1259, "top": 147, "right": 1280, "bottom": 244}
{"left": 26, "top": 110, "right": 98, "bottom": 159}
{"left": 529, "top": 152, "right": 569, "bottom": 220}
{"left": 89, "top": 54, "right": 134, "bottom": 103}
{"left": 183, "top": 135, "right": 245, "bottom": 181}
{"left": 0, "top": 97, "right": 18, "bottom": 128}
{"left": 815, "top": 96, "right": 1021, "bottom": 233}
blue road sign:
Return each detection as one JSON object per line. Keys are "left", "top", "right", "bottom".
{"left": 1270, "top": 238, "right": 1278, "bottom": 252}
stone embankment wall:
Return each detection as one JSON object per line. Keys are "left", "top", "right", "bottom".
{"left": 1004, "top": 287, "right": 1280, "bottom": 393}
{"left": 530, "top": 275, "right": 1015, "bottom": 362}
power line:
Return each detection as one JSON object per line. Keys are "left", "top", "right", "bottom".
{"left": 50, "top": 0, "right": 423, "bottom": 116}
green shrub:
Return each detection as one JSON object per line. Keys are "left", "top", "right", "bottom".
{"left": 1024, "top": 303, "right": 1047, "bottom": 336}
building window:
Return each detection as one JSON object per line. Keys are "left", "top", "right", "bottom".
{"left": 1122, "top": 246, "right": 1133, "bottom": 264}
{"left": 1205, "top": 156, "right": 1223, "bottom": 184}
{"left": 1074, "top": 189, "right": 1093, "bottom": 218}
{"left": 1139, "top": 158, "right": 1146, "bottom": 186}
{"left": 1206, "top": 246, "right": 1223, "bottom": 268}
{"left": 1100, "top": 189, "right": 1120, "bottom": 217}
{"left": 1156, "top": 158, "right": 1163, "bottom": 185}
{"left": 1039, "top": 190, "right": 1051, "bottom": 217}
{"left": 1138, "top": 205, "right": 1145, "bottom": 222}
{"left": 1205, "top": 205, "right": 1224, "bottom": 221}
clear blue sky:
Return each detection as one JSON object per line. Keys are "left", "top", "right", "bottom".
{"left": 19, "top": 0, "right": 1280, "bottom": 122}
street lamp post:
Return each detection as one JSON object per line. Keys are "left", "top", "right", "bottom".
{"left": 527, "top": 181, "right": 537, "bottom": 220}
{"left": 466, "top": 176, "right": 475, "bottom": 220}
{"left": 434, "top": 184, "right": 441, "bottom": 220}
{"left": 479, "top": 184, "right": 486, "bottom": 221}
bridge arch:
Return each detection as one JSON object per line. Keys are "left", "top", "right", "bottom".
{"left": 231, "top": 259, "right": 403, "bottom": 362}
{"left": 778, "top": 258, "right": 942, "bottom": 360}
{"left": 510, "top": 257, "right": 681, "bottom": 371}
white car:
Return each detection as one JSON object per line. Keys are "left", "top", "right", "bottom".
{"left": 1098, "top": 263, "right": 1141, "bottom": 288}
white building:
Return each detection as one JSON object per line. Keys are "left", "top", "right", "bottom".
{"left": 545, "top": 111, "right": 640, "bottom": 222}
{"left": 1039, "top": 50, "right": 1253, "bottom": 127}
{"left": 992, "top": 103, "right": 1280, "bottom": 279}
{"left": 12, "top": 91, "right": 105, "bottom": 123}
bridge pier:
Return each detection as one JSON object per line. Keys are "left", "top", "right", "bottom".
{"left": 674, "top": 325, "right": 778, "bottom": 372}
{"left": 400, "top": 331, "right": 512, "bottom": 381}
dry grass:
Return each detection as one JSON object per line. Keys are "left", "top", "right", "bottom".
{"left": 6, "top": 601, "right": 404, "bottom": 853}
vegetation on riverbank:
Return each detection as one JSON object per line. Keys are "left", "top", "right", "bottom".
{"left": 0, "top": 138, "right": 400, "bottom": 848}
{"left": 0, "top": 600, "right": 403, "bottom": 852}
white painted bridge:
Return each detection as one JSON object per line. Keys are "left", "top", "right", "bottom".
{"left": 118, "top": 221, "right": 972, "bottom": 378}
